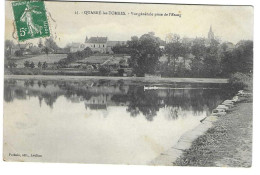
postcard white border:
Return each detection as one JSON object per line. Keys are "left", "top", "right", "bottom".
{"left": 0, "top": 0, "right": 259, "bottom": 175}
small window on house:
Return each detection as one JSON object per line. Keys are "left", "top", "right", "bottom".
{"left": 94, "top": 44, "right": 95, "bottom": 48}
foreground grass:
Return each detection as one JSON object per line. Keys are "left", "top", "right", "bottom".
{"left": 173, "top": 96, "right": 252, "bottom": 167}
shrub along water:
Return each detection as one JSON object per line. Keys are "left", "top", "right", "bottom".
{"left": 229, "top": 72, "right": 252, "bottom": 91}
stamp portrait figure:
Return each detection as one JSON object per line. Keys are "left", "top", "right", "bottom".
{"left": 20, "top": 4, "right": 43, "bottom": 37}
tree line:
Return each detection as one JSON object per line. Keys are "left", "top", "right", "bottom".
{"left": 112, "top": 32, "right": 253, "bottom": 78}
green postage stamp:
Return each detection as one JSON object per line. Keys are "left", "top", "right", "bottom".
{"left": 12, "top": 0, "right": 50, "bottom": 41}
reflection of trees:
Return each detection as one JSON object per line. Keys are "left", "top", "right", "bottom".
{"left": 4, "top": 86, "right": 14, "bottom": 103}
{"left": 112, "top": 84, "right": 234, "bottom": 121}
{"left": 167, "top": 107, "right": 179, "bottom": 120}
{"left": 4, "top": 80, "right": 234, "bottom": 121}
{"left": 41, "top": 93, "right": 58, "bottom": 108}
{"left": 126, "top": 86, "right": 160, "bottom": 121}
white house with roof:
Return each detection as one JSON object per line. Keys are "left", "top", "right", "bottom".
{"left": 84, "top": 36, "right": 127, "bottom": 53}
{"left": 85, "top": 37, "right": 108, "bottom": 53}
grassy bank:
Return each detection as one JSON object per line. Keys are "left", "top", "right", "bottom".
{"left": 173, "top": 95, "right": 252, "bottom": 167}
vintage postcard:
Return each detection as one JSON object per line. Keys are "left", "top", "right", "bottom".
{"left": 3, "top": 0, "right": 253, "bottom": 167}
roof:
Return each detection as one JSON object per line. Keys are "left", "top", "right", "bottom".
{"left": 86, "top": 37, "right": 108, "bottom": 44}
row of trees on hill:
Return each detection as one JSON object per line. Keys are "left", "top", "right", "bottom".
{"left": 113, "top": 32, "right": 253, "bottom": 78}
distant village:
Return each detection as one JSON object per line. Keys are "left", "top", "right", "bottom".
{"left": 5, "top": 25, "right": 242, "bottom": 78}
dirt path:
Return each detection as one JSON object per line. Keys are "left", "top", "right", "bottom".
{"left": 174, "top": 97, "right": 252, "bottom": 167}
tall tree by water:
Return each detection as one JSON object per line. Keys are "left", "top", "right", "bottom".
{"left": 165, "top": 35, "right": 188, "bottom": 76}
{"left": 128, "top": 33, "right": 162, "bottom": 76}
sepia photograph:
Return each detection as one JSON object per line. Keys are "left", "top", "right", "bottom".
{"left": 3, "top": 0, "right": 253, "bottom": 167}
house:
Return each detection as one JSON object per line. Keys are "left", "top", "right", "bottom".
{"left": 70, "top": 42, "right": 85, "bottom": 53}
{"left": 84, "top": 36, "right": 127, "bottom": 53}
{"left": 85, "top": 37, "right": 108, "bottom": 53}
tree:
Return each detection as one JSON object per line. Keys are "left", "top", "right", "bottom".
{"left": 30, "top": 62, "right": 35, "bottom": 69}
{"left": 165, "top": 33, "right": 180, "bottom": 43}
{"left": 44, "top": 37, "right": 59, "bottom": 53}
{"left": 111, "top": 44, "right": 131, "bottom": 54}
{"left": 42, "top": 62, "right": 48, "bottom": 69}
{"left": 38, "top": 62, "right": 42, "bottom": 68}
{"left": 99, "top": 65, "right": 110, "bottom": 76}
{"left": 42, "top": 46, "right": 50, "bottom": 55}
{"left": 38, "top": 38, "right": 43, "bottom": 48}
{"left": 24, "top": 61, "right": 30, "bottom": 68}
{"left": 203, "top": 39, "right": 221, "bottom": 77}
{"left": 190, "top": 38, "right": 207, "bottom": 77}
{"left": 234, "top": 40, "right": 253, "bottom": 73}
{"left": 165, "top": 41, "right": 188, "bottom": 76}
{"left": 220, "top": 40, "right": 253, "bottom": 76}
{"left": 128, "top": 33, "right": 162, "bottom": 76}
{"left": 5, "top": 40, "right": 15, "bottom": 59}
{"left": 7, "top": 61, "right": 17, "bottom": 68}
{"left": 15, "top": 50, "right": 23, "bottom": 57}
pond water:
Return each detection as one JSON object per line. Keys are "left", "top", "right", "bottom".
{"left": 3, "top": 79, "right": 234, "bottom": 164}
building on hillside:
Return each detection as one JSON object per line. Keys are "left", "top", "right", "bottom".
{"left": 84, "top": 36, "right": 127, "bottom": 54}
{"left": 70, "top": 43, "right": 86, "bottom": 53}
{"left": 85, "top": 37, "right": 108, "bottom": 53}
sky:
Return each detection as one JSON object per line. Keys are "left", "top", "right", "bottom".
{"left": 5, "top": 1, "right": 254, "bottom": 47}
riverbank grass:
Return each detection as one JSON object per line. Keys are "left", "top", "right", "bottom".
{"left": 173, "top": 96, "right": 252, "bottom": 167}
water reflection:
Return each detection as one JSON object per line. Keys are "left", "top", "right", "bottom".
{"left": 4, "top": 79, "right": 234, "bottom": 164}
{"left": 4, "top": 79, "right": 233, "bottom": 121}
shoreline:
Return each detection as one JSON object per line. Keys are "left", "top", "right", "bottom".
{"left": 149, "top": 115, "right": 215, "bottom": 166}
{"left": 150, "top": 95, "right": 252, "bottom": 167}
{"left": 4, "top": 75, "right": 229, "bottom": 84}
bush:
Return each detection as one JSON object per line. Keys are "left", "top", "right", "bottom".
{"left": 229, "top": 72, "right": 252, "bottom": 90}
{"left": 118, "top": 69, "right": 124, "bottom": 76}
{"left": 7, "top": 61, "right": 17, "bottom": 68}
{"left": 30, "top": 62, "right": 35, "bottom": 68}
{"left": 42, "top": 62, "right": 48, "bottom": 69}
{"left": 24, "top": 61, "right": 30, "bottom": 68}
{"left": 15, "top": 50, "right": 23, "bottom": 57}
{"left": 99, "top": 66, "right": 110, "bottom": 76}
